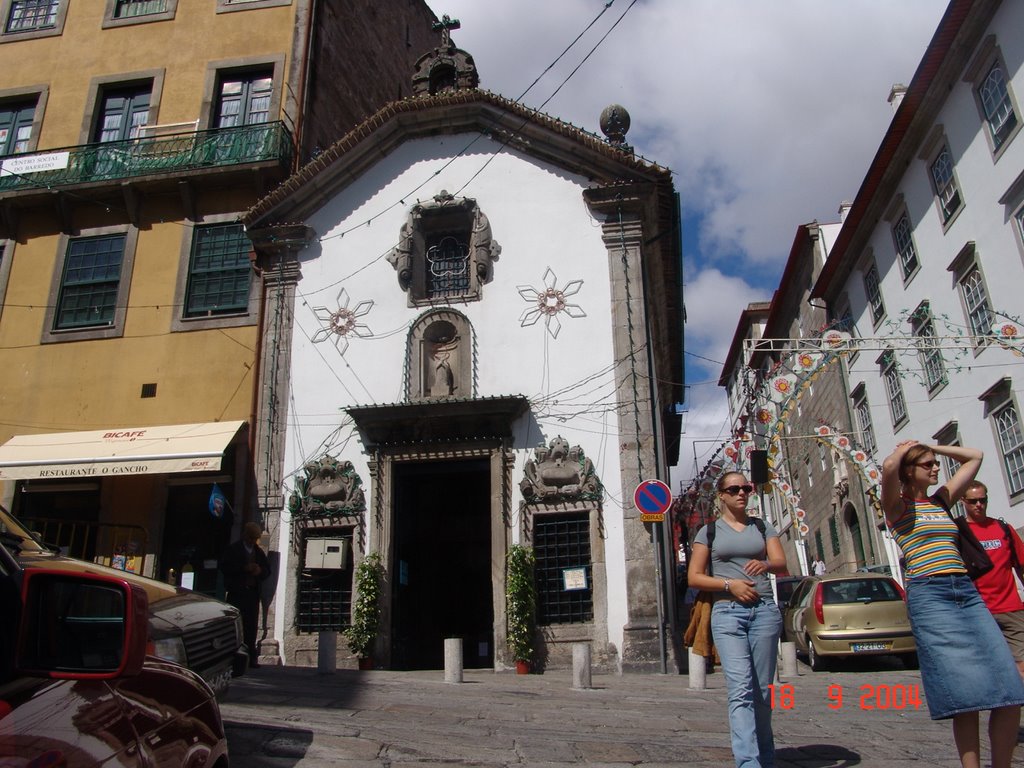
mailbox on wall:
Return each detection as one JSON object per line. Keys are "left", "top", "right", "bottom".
{"left": 305, "top": 538, "right": 350, "bottom": 570}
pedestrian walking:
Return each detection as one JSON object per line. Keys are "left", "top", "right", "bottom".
{"left": 220, "top": 521, "right": 271, "bottom": 669}
{"left": 687, "top": 471, "right": 788, "bottom": 768}
{"left": 881, "top": 441, "right": 1024, "bottom": 768}
{"left": 811, "top": 557, "right": 826, "bottom": 576}
{"left": 963, "top": 480, "right": 1024, "bottom": 679}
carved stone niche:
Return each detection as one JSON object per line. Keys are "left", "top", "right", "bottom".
{"left": 287, "top": 455, "right": 366, "bottom": 519}
{"left": 386, "top": 191, "right": 500, "bottom": 307}
{"left": 408, "top": 309, "right": 473, "bottom": 401}
{"left": 520, "top": 437, "right": 603, "bottom": 503}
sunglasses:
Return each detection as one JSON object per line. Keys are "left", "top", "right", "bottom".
{"left": 721, "top": 484, "right": 754, "bottom": 496}
{"left": 964, "top": 497, "right": 988, "bottom": 505}
{"left": 915, "top": 460, "right": 941, "bottom": 469}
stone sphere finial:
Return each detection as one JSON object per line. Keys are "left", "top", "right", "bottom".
{"left": 599, "top": 104, "right": 631, "bottom": 147}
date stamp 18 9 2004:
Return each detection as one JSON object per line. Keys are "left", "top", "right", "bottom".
{"left": 768, "top": 683, "right": 922, "bottom": 711}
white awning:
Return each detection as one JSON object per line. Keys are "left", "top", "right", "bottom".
{"left": 0, "top": 421, "right": 246, "bottom": 481}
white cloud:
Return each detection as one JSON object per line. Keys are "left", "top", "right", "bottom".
{"left": 427, "top": 0, "right": 948, "bottom": 483}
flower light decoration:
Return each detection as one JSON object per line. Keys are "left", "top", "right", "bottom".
{"left": 311, "top": 287, "right": 374, "bottom": 355}
{"left": 517, "top": 268, "right": 586, "bottom": 339}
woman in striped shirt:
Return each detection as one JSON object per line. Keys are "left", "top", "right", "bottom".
{"left": 882, "top": 441, "right": 1024, "bottom": 768}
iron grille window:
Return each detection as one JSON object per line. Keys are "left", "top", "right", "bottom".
{"left": 184, "top": 223, "right": 251, "bottom": 317}
{"left": 995, "top": 402, "right": 1024, "bottom": 496}
{"left": 814, "top": 530, "right": 824, "bottom": 562}
{"left": 534, "top": 513, "right": 593, "bottom": 625}
{"left": 980, "top": 61, "right": 1017, "bottom": 150}
{"left": 930, "top": 147, "right": 962, "bottom": 223}
{"left": 55, "top": 234, "right": 125, "bottom": 329}
{"left": 297, "top": 570, "right": 352, "bottom": 633}
{"left": 829, "top": 516, "right": 840, "bottom": 557}
{"left": 893, "top": 214, "right": 919, "bottom": 280}
{"left": 114, "top": 0, "right": 167, "bottom": 17}
{"left": 426, "top": 234, "right": 470, "bottom": 299}
{"left": 5, "top": 0, "right": 59, "bottom": 32}
{"left": 863, "top": 262, "right": 885, "bottom": 324}
{"left": 960, "top": 267, "right": 994, "bottom": 339}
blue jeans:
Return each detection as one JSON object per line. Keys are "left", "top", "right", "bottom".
{"left": 711, "top": 598, "right": 783, "bottom": 768}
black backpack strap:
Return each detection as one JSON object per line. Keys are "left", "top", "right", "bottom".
{"left": 999, "top": 519, "right": 1023, "bottom": 576}
{"left": 706, "top": 520, "right": 715, "bottom": 577}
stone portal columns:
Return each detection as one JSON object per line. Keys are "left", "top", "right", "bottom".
{"left": 584, "top": 185, "right": 676, "bottom": 673}
{"left": 247, "top": 224, "right": 312, "bottom": 665}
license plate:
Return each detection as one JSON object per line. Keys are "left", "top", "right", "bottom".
{"left": 851, "top": 642, "right": 890, "bottom": 652}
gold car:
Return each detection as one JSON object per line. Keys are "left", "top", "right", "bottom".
{"left": 783, "top": 573, "right": 917, "bottom": 671}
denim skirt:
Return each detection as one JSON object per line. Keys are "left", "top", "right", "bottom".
{"left": 906, "top": 573, "right": 1024, "bottom": 719}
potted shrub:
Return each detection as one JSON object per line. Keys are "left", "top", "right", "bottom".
{"left": 505, "top": 544, "right": 536, "bottom": 673}
{"left": 345, "top": 551, "right": 384, "bottom": 669}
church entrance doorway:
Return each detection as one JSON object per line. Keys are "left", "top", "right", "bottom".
{"left": 390, "top": 458, "right": 493, "bottom": 670}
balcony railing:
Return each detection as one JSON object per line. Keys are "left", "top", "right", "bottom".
{"left": 0, "top": 121, "right": 293, "bottom": 193}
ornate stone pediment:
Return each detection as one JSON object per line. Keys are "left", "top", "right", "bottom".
{"left": 287, "top": 455, "right": 366, "bottom": 518}
{"left": 520, "top": 437, "right": 602, "bottom": 503}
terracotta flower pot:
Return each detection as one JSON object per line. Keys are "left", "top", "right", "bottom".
{"left": 515, "top": 660, "right": 530, "bottom": 675}
{"left": 357, "top": 657, "right": 373, "bottom": 671}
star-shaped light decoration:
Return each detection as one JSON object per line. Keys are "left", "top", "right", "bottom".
{"left": 517, "top": 268, "right": 585, "bottom": 339}
{"left": 311, "top": 288, "right": 374, "bottom": 355}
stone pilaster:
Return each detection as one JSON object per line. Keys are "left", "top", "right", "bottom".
{"left": 584, "top": 185, "right": 675, "bottom": 673}
{"left": 247, "top": 224, "right": 311, "bottom": 665}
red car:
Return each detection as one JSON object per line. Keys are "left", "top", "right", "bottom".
{"left": 0, "top": 538, "right": 230, "bottom": 766}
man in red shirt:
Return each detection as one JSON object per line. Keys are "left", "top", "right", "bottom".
{"left": 965, "top": 480, "right": 1024, "bottom": 678}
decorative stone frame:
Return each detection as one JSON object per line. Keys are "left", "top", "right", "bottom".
{"left": 387, "top": 192, "right": 499, "bottom": 307}
{"left": 0, "top": 0, "right": 69, "bottom": 43}
{"left": 406, "top": 308, "right": 474, "bottom": 401}
{"left": 947, "top": 240, "right": 994, "bottom": 355}
{"left": 520, "top": 501, "right": 609, "bottom": 671}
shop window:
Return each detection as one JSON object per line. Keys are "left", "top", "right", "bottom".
{"left": 534, "top": 512, "right": 593, "bottom": 625}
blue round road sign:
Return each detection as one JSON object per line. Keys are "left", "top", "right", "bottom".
{"left": 634, "top": 479, "right": 672, "bottom": 516}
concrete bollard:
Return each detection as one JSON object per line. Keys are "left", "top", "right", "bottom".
{"left": 444, "top": 638, "right": 463, "bottom": 684}
{"left": 572, "top": 642, "right": 592, "bottom": 689}
{"left": 779, "top": 641, "right": 798, "bottom": 679}
{"left": 688, "top": 649, "right": 707, "bottom": 690}
{"left": 317, "top": 630, "right": 337, "bottom": 674}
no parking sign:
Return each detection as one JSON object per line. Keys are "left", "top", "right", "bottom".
{"left": 634, "top": 479, "right": 672, "bottom": 523}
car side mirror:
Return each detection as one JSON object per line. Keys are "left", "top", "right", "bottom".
{"left": 16, "top": 569, "right": 149, "bottom": 679}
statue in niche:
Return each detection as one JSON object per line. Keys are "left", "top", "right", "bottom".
{"left": 287, "top": 455, "right": 366, "bottom": 518}
{"left": 520, "top": 436, "right": 602, "bottom": 502}
{"left": 426, "top": 323, "right": 459, "bottom": 398}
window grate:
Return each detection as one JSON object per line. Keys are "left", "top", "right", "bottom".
{"left": 829, "top": 517, "right": 841, "bottom": 557}
{"left": 534, "top": 513, "right": 593, "bottom": 625}
{"left": 296, "top": 570, "right": 352, "bottom": 633}
{"left": 426, "top": 234, "right": 470, "bottom": 299}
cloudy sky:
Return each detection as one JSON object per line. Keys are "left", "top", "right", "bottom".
{"left": 426, "top": 0, "right": 949, "bottom": 489}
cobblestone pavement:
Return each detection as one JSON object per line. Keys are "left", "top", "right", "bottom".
{"left": 219, "top": 658, "right": 1024, "bottom": 767}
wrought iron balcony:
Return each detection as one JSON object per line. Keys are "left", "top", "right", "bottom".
{"left": 0, "top": 121, "right": 293, "bottom": 194}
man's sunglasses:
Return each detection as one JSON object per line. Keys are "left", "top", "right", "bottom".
{"left": 963, "top": 497, "right": 988, "bottom": 505}
{"left": 721, "top": 484, "right": 754, "bottom": 495}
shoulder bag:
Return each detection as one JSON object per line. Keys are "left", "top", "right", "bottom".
{"left": 932, "top": 494, "right": 993, "bottom": 580}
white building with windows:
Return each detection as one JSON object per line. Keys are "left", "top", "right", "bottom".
{"left": 812, "top": 0, "right": 1024, "bottom": 528}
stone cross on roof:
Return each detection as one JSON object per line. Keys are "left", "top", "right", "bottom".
{"left": 432, "top": 14, "right": 460, "bottom": 48}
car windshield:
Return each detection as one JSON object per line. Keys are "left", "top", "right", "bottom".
{"left": 0, "top": 505, "right": 45, "bottom": 553}
{"left": 821, "top": 578, "right": 901, "bottom": 604}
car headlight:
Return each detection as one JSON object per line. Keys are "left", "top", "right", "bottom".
{"left": 151, "top": 636, "right": 188, "bottom": 666}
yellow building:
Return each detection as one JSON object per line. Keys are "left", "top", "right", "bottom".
{"left": 0, "top": 0, "right": 436, "bottom": 598}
